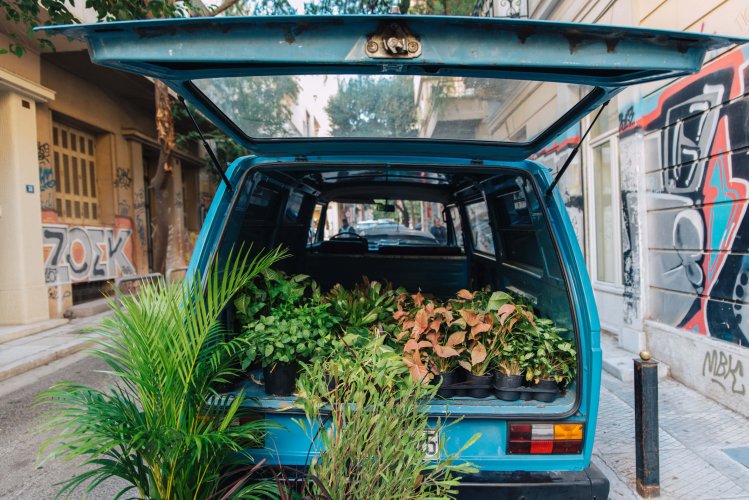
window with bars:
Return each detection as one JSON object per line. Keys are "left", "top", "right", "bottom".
{"left": 52, "top": 123, "right": 98, "bottom": 223}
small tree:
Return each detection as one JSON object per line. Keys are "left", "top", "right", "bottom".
{"left": 326, "top": 76, "right": 418, "bottom": 138}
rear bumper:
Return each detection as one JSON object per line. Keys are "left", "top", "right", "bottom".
{"left": 456, "top": 464, "right": 609, "bottom": 500}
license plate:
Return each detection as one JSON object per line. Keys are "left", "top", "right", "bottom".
{"left": 422, "top": 429, "right": 440, "bottom": 459}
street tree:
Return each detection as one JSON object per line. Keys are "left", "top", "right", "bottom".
{"left": 326, "top": 76, "right": 417, "bottom": 137}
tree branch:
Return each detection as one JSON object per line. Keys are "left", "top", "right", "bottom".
{"left": 210, "top": 0, "right": 244, "bottom": 16}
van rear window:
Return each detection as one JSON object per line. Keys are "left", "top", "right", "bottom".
{"left": 314, "top": 200, "right": 453, "bottom": 250}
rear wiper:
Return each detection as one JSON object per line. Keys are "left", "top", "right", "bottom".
{"left": 179, "top": 96, "right": 234, "bottom": 193}
{"left": 545, "top": 100, "right": 610, "bottom": 199}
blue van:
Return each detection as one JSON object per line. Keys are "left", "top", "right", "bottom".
{"left": 47, "top": 15, "right": 741, "bottom": 498}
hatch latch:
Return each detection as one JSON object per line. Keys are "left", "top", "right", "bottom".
{"left": 366, "top": 22, "right": 421, "bottom": 59}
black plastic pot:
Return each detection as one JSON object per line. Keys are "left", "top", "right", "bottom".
{"left": 434, "top": 370, "right": 464, "bottom": 398}
{"left": 464, "top": 372, "right": 493, "bottom": 398}
{"left": 493, "top": 373, "right": 524, "bottom": 401}
{"left": 263, "top": 362, "right": 298, "bottom": 396}
{"left": 532, "top": 379, "right": 560, "bottom": 402}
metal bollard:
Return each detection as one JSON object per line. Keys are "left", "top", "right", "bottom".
{"left": 634, "top": 350, "right": 660, "bottom": 498}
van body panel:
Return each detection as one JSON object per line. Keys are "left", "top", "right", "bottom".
{"left": 187, "top": 155, "right": 602, "bottom": 472}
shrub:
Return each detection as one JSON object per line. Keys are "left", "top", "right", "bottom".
{"left": 293, "top": 337, "right": 479, "bottom": 499}
{"left": 241, "top": 297, "right": 341, "bottom": 370}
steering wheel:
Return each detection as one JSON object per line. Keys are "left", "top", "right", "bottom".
{"left": 330, "top": 231, "right": 368, "bottom": 242}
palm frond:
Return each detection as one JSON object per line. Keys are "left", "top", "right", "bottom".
{"left": 37, "top": 245, "right": 287, "bottom": 499}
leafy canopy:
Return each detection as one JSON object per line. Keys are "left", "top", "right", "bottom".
{"left": 0, "top": 0, "right": 190, "bottom": 56}
{"left": 326, "top": 76, "right": 418, "bottom": 138}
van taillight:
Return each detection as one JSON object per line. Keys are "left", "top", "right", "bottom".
{"left": 507, "top": 423, "right": 583, "bottom": 454}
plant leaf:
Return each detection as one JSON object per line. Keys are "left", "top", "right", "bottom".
{"left": 471, "top": 342, "right": 487, "bottom": 365}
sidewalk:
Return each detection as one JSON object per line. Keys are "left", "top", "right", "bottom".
{"left": 0, "top": 312, "right": 110, "bottom": 382}
{"left": 595, "top": 333, "right": 749, "bottom": 499}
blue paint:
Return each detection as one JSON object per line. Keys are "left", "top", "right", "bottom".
{"left": 723, "top": 446, "right": 749, "bottom": 469}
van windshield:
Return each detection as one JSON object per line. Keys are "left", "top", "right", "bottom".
{"left": 314, "top": 200, "right": 451, "bottom": 249}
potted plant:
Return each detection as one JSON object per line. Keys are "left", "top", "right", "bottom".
{"left": 37, "top": 247, "right": 285, "bottom": 499}
{"left": 328, "top": 278, "right": 401, "bottom": 335}
{"left": 293, "top": 337, "right": 479, "bottom": 499}
{"left": 452, "top": 290, "right": 499, "bottom": 398}
{"left": 526, "top": 318, "right": 576, "bottom": 402}
{"left": 494, "top": 343, "right": 525, "bottom": 401}
{"left": 492, "top": 298, "right": 538, "bottom": 400}
{"left": 243, "top": 298, "right": 340, "bottom": 396}
{"left": 394, "top": 292, "right": 466, "bottom": 396}
{"left": 234, "top": 268, "right": 317, "bottom": 325}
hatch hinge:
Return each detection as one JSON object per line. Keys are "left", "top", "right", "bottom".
{"left": 545, "top": 100, "right": 610, "bottom": 199}
{"left": 366, "top": 21, "right": 421, "bottom": 59}
{"left": 470, "top": 159, "right": 484, "bottom": 166}
{"left": 179, "top": 96, "right": 234, "bottom": 194}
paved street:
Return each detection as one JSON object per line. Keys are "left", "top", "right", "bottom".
{"left": 0, "top": 353, "right": 125, "bottom": 499}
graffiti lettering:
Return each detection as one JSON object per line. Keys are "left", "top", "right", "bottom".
{"left": 39, "top": 167, "right": 55, "bottom": 192}
{"left": 113, "top": 167, "right": 133, "bottom": 189}
{"left": 643, "top": 47, "right": 749, "bottom": 347}
{"left": 38, "top": 142, "right": 50, "bottom": 165}
{"left": 618, "top": 106, "right": 635, "bottom": 132}
{"left": 702, "top": 349, "right": 746, "bottom": 395}
{"left": 38, "top": 142, "right": 56, "bottom": 210}
{"left": 133, "top": 188, "right": 147, "bottom": 245}
{"left": 43, "top": 218, "right": 135, "bottom": 285}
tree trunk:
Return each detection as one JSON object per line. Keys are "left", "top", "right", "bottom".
{"left": 147, "top": 0, "right": 243, "bottom": 275}
{"left": 149, "top": 80, "right": 175, "bottom": 275}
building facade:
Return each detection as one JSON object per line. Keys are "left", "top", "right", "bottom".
{"left": 0, "top": 26, "right": 217, "bottom": 325}
{"left": 468, "top": 0, "right": 749, "bottom": 414}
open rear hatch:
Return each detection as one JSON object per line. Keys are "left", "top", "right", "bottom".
{"left": 40, "top": 15, "right": 743, "bottom": 160}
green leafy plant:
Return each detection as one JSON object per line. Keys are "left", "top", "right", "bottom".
{"left": 328, "top": 278, "right": 401, "bottom": 334}
{"left": 527, "top": 318, "right": 577, "bottom": 385}
{"left": 36, "top": 246, "right": 286, "bottom": 499}
{"left": 242, "top": 297, "right": 340, "bottom": 370}
{"left": 450, "top": 289, "right": 502, "bottom": 376}
{"left": 293, "top": 337, "right": 479, "bottom": 499}
{"left": 234, "top": 269, "right": 318, "bottom": 324}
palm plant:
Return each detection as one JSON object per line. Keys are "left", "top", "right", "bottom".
{"left": 37, "top": 246, "right": 287, "bottom": 499}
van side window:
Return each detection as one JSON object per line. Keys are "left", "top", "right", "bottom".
{"left": 308, "top": 202, "right": 325, "bottom": 245}
{"left": 465, "top": 200, "right": 495, "bottom": 255}
{"left": 284, "top": 191, "right": 305, "bottom": 223}
{"left": 494, "top": 187, "right": 544, "bottom": 270}
{"left": 449, "top": 206, "right": 463, "bottom": 247}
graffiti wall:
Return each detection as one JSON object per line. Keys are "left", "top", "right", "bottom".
{"left": 42, "top": 216, "right": 136, "bottom": 285}
{"left": 622, "top": 45, "right": 749, "bottom": 347}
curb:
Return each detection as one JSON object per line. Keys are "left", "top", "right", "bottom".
{"left": 0, "top": 339, "right": 94, "bottom": 383}
{"left": 0, "top": 318, "right": 69, "bottom": 345}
